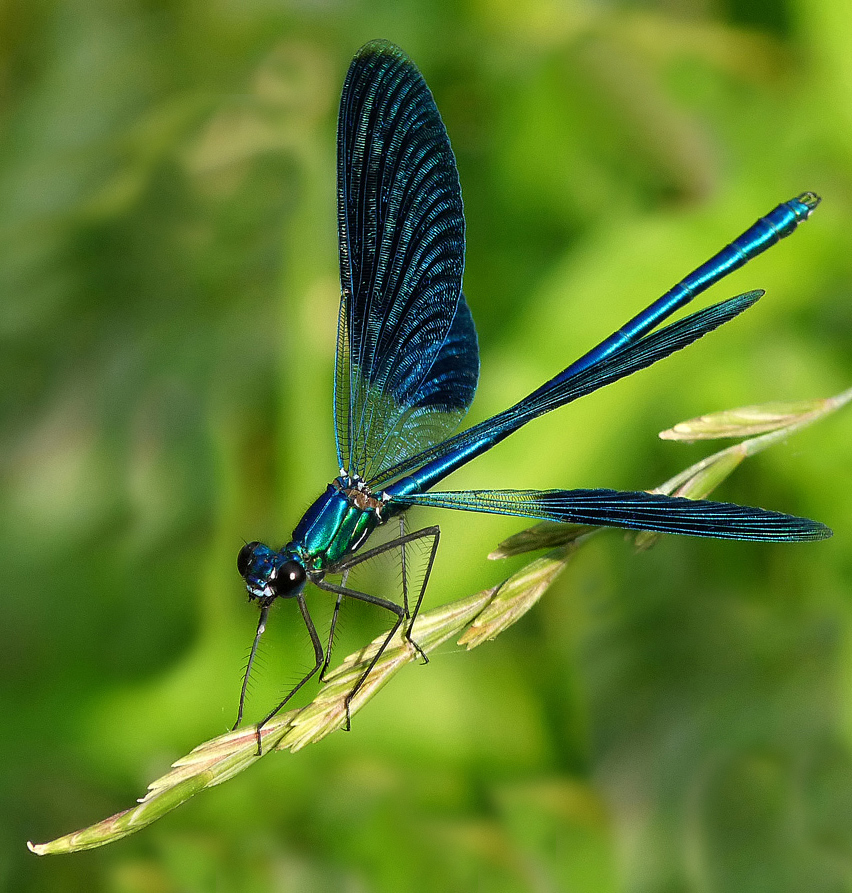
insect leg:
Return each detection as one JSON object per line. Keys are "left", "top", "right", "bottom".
{"left": 402, "top": 527, "right": 440, "bottom": 658}
{"left": 233, "top": 603, "right": 270, "bottom": 732}
{"left": 335, "top": 525, "right": 441, "bottom": 664}
{"left": 399, "top": 516, "right": 409, "bottom": 615}
{"left": 319, "top": 570, "right": 348, "bottom": 683}
{"left": 314, "top": 577, "right": 405, "bottom": 731}
{"left": 253, "top": 592, "right": 324, "bottom": 755}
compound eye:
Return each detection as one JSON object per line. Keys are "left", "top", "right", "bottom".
{"left": 237, "top": 542, "right": 260, "bottom": 578}
{"left": 271, "top": 559, "right": 306, "bottom": 596}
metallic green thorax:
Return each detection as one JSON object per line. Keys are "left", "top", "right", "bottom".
{"left": 290, "top": 479, "right": 386, "bottom": 570}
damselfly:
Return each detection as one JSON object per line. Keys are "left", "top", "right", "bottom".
{"left": 235, "top": 40, "right": 828, "bottom": 753}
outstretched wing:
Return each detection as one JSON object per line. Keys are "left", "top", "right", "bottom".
{"left": 334, "top": 40, "right": 478, "bottom": 483}
{"left": 381, "top": 291, "right": 763, "bottom": 493}
{"left": 390, "top": 488, "right": 831, "bottom": 542}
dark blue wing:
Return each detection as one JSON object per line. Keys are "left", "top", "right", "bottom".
{"left": 366, "top": 294, "right": 478, "bottom": 484}
{"left": 376, "top": 194, "right": 818, "bottom": 494}
{"left": 383, "top": 291, "right": 762, "bottom": 496}
{"left": 389, "top": 488, "right": 831, "bottom": 542}
{"left": 334, "top": 40, "right": 477, "bottom": 482}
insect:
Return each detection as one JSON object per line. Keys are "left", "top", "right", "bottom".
{"left": 235, "top": 39, "right": 829, "bottom": 752}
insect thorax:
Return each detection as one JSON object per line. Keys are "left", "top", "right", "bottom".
{"left": 290, "top": 476, "right": 387, "bottom": 571}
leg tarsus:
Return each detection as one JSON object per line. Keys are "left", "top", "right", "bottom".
{"left": 408, "top": 638, "right": 430, "bottom": 665}
{"left": 345, "top": 614, "right": 403, "bottom": 730}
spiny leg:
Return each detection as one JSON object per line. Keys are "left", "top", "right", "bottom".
{"left": 319, "top": 569, "right": 348, "bottom": 683}
{"left": 252, "top": 593, "right": 324, "bottom": 756}
{"left": 335, "top": 525, "right": 441, "bottom": 665}
{"left": 233, "top": 603, "right": 270, "bottom": 732}
{"left": 401, "top": 526, "right": 439, "bottom": 658}
{"left": 396, "top": 516, "right": 424, "bottom": 664}
{"left": 398, "top": 516, "right": 409, "bottom": 615}
{"left": 315, "top": 577, "right": 405, "bottom": 731}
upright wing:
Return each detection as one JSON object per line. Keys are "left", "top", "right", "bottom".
{"left": 335, "top": 40, "right": 477, "bottom": 483}
{"left": 390, "top": 488, "right": 831, "bottom": 542}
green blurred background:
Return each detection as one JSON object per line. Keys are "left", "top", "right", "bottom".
{"left": 2, "top": 0, "right": 851, "bottom": 890}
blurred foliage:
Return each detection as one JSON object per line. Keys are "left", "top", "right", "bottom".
{"left": 2, "top": 0, "right": 851, "bottom": 890}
